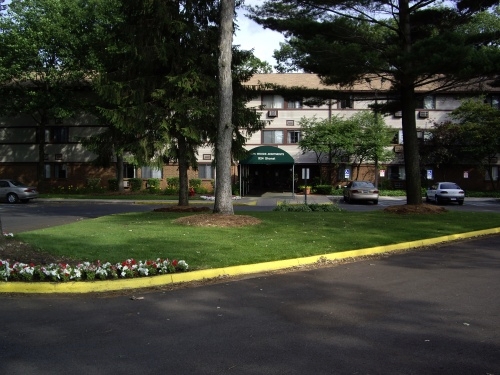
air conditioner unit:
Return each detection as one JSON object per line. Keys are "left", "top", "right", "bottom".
{"left": 123, "top": 180, "right": 130, "bottom": 188}
{"left": 394, "top": 111, "right": 402, "bottom": 117}
{"left": 418, "top": 111, "right": 429, "bottom": 118}
{"left": 268, "top": 110, "right": 278, "bottom": 117}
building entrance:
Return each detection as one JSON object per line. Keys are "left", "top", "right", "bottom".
{"left": 239, "top": 146, "right": 295, "bottom": 196}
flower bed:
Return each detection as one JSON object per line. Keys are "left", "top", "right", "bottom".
{"left": 1, "top": 233, "right": 188, "bottom": 282}
{"left": 0, "top": 258, "right": 189, "bottom": 282}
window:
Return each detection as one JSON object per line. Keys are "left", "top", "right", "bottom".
{"left": 417, "top": 95, "right": 435, "bottom": 109}
{"left": 285, "top": 99, "right": 302, "bottom": 109}
{"left": 141, "top": 167, "right": 162, "bottom": 179}
{"left": 263, "top": 130, "right": 284, "bottom": 144}
{"left": 44, "top": 163, "right": 67, "bottom": 178}
{"left": 338, "top": 96, "right": 353, "bottom": 109}
{"left": 485, "top": 95, "right": 500, "bottom": 109}
{"left": 262, "top": 95, "right": 284, "bottom": 109}
{"left": 44, "top": 127, "right": 69, "bottom": 143}
{"left": 198, "top": 164, "right": 214, "bottom": 179}
{"left": 287, "top": 131, "right": 301, "bottom": 144}
{"left": 485, "top": 166, "right": 499, "bottom": 181}
{"left": 55, "top": 164, "right": 67, "bottom": 178}
{"left": 123, "top": 164, "right": 135, "bottom": 178}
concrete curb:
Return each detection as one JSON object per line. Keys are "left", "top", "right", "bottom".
{"left": 2, "top": 227, "right": 499, "bottom": 294}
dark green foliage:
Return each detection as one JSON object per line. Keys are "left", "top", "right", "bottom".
{"left": 248, "top": 0, "right": 500, "bottom": 205}
{"left": 108, "top": 179, "right": 118, "bottom": 191}
{"left": 189, "top": 179, "right": 202, "bottom": 189}
{"left": 314, "top": 185, "right": 333, "bottom": 195}
{"left": 166, "top": 177, "right": 180, "bottom": 190}
{"left": 129, "top": 178, "right": 143, "bottom": 192}
{"left": 147, "top": 178, "right": 161, "bottom": 193}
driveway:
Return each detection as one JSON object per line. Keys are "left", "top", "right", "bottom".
{"left": 1, "top": 235, "right": 499, "bottom": 374}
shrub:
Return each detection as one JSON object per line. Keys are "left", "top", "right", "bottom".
{"left": 86, "top": 178, "right": 102, "bottom": 192}
{"left": 195, "top": 186, "right": 209, "bottom": 194}
{"left": 314, "top": 185, "right": 333, "bottom": 195}
{"left": 166, "top": 177, "right": 180, "bottom": 190}
{"left": 129, "top": 178, "right": 143, "bottom": 192}
{"left": 189, "top": 178, "right": 202, "bottom": 189}
{"left": 107, "top": 178, "right": 118, "bottom": 191}
{"left": 147, "top": 178, "right": 161, "bottom": 193}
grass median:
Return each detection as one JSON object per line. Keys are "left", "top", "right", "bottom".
{"left": 14, "top": 210, "right": 500, "bottom": 270}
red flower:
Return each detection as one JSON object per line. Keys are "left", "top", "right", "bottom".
{"left": 172, "top": 260, "right": 178, "bottom": 267}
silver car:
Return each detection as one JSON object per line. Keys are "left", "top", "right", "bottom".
{"left": 0, "top": 179, "right": 39, "bottom": 203}
{"left": 343, "top": 181, "right": 379, "bottom": 204}
{"left": 426, "top": 182, "right": 464, "bottom": 205}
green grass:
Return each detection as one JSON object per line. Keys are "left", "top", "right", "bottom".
{"left": 16, "top": 210, "right": 500, "bottom": 270}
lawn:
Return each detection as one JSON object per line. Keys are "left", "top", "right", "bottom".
{"left": 16, "top": 210, "right": 500, "bottom": 270}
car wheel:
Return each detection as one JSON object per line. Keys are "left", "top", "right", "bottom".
{"left": 7, "top": 193, "right": 19, "bottom": 204}
{"left": 435, "top": 195, "right": 441, "bottom": 205}
{"left": 373, "top": 199, "right": 378, "bottom": 205}
{"left": 425, "top": 194, "right": 431, "bottom": 203}
{"left": 458, "top": 200, "right": 464, "bottom": 206}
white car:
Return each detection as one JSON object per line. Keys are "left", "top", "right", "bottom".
{"left": 426, "top": 182, "right": 464, "bottom": 205}
{"left": 0, "top": 179, "right": 39, "bottom": 203}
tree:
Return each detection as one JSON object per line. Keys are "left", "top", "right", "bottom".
{"left": 239, "top": 55, "right": 274, "bottom": 74}
{"left": 89, "top": 0, "right": 223, "bottom": 206}
{"left": 248, "top": 0, "right": 500, "bottom": 204}
{"left": 298, "top": 115, "right": 359, "bottom": 184}
{"left": 0, "top": 0, "right": 96, "bottom": 188}
{"left": 214, "top": 0, "right": 235, "bottom": 214}
{"left": 424, "top": 98, "right": 500, "bottom": 189}
{"left": 348, "top": 112, "right": 394, "bottom": 183}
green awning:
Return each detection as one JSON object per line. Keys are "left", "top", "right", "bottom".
{"left": 240, "top": 146, "right": 294, "bottom": 165}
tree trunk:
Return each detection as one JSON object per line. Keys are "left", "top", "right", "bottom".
{"left": 0, "top": 216, "right": 5, "bottom": 244}
{"left": 37, "top": 116, "right": 48, "bottom": 192}
{"left": 178, "top": 137, "right": 190, "bottom": 206}
{"left": 213, "top": 0, "right": 235, "bottom": 215}
{"left": 399, "top": 0, "right": 422, "bottom": 205}
{"left": 116, "top": 151, "right": 124, "bottom": 192}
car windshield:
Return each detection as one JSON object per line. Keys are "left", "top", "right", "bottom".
{"left": 441, "top": 183, "right": 460, "bottom": 189}
{"left": 353, "top": 181, "right": 375, "bottom": 188}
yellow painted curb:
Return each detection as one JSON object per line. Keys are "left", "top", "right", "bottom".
{"left": 2, "top": 227, "right": 499, "bottom": 294}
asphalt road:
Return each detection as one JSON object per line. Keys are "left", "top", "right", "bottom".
{"left": 1, "top": 198, "right": 499, "bottom": 374}
{"left": 1, "top": 235, "right": 499, "bottom": 375}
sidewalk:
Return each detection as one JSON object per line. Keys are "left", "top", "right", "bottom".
{"left": 237, "top": 192, "right": 333, "bottom": 207}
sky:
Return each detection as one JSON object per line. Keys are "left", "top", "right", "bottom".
{"left": 233, "top": 1, "right": 285, "bottom": 67}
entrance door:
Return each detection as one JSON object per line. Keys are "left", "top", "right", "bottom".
{"left": 247, "top": 165, "right": 294, "bottom": 194}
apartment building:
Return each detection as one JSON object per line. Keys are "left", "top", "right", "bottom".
{"left": 1, "top": 73, "right": 499, "bottom": 193}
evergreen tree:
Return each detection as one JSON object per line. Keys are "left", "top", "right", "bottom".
{"left": 0, "top": 0, "right": 97, "bottom": 188}
{"left": 248, "top": 0, "right": 500, "bottom": 204}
